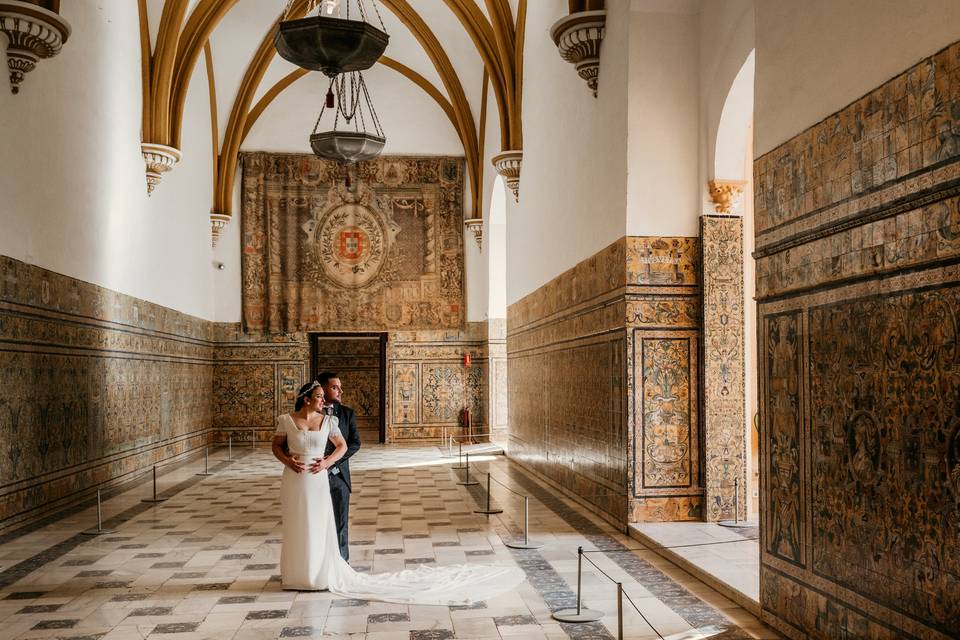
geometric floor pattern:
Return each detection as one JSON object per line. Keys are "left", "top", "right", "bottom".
{"left": 0, "top": 445, "right": 779, "bottom": 639}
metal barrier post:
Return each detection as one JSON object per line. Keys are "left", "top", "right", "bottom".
{"left": 474, "top": 473, "right": 503, "bottom": 515}
{"left": 141, "top": 465, "right": 166, "bottom": 503}
{"left": 196, "top": 446, "right": 214, "bottom": 476}
{"left": 734, "top": 478, "right": 740, "bottom": 523}
{"left": 228, "top": 434, "right": 232, "bottom": 460}
{"left": 505, "top": 495, "right": 544, "bottom": 549}
{"left": 82, "top": 489, "right": 116, "bottom": 535}
{"left": 453, "top": 440, "right": 466, "bottom": 470}
{"left": 251, "top": 428, "right": 256, "bottom": 448}
{"left": 617, "top": 583, "right": 624, "bottom": 640}
{"left": 458, "top": 452, "right": 479, "bottom": 486}
{"left": 552, "top": 546, "right": 604, "bottom": 622}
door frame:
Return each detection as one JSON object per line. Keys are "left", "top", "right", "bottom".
{"left": 309, "top": 332, "right": 388, "bottom": 444}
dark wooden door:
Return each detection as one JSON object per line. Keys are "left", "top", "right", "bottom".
{"left": 311, "top": 333, "right": 386, "bottom": 444}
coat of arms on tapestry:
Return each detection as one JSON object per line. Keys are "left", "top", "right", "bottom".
{"left": 241, "top": 153, "right": 466, "bottom": 332}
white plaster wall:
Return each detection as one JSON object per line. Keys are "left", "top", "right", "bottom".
{"left": 508, "top": 0, "right": 630, "bottom": 304}
{"left": 625, "top": 7, "right": 700, "bottom": 237}
{"left": 0, "top": 2, "right": 218, "bottom": 319}
{"left": 697, "top": 0, "right": 753, "bottom": 206}
{"left": 756, "top": 0, "right": 960, "bottom": 156}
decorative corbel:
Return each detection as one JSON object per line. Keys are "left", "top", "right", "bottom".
{"left": 464, "top": 218, "right": 483, "bottom": 250}
{"left": 491, "top": 150, "right": 522, "bottom": 203}
{"left": 141, "top": 143, "right": 182, "bottom": 195}
{"left": 550, "top": 9, "right": 605, "bottom": 98}
{"left": 0, "top": 1, "right": 70, "bottom": 95}
{"left": 210, "top": 212, "right": 231, "bottom": 248}
{"left": 708, "top": 179, "right": 747, "bottom": 214}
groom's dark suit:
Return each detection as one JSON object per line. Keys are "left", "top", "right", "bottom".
{"left": 325, "top": 402, "right": 361, "bottom": 561}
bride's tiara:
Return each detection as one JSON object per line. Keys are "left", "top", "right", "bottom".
{"left": 296, "top": 380, "right": 321, "bottom": 399}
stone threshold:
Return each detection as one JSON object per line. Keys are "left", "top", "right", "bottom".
{"left": 628, "top": 521, "right": 761, "bottom": 617}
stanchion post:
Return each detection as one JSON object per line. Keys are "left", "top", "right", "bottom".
{"left": 617, "top": 583, "right": 624, "bottom": 640}
{"left": 474, "top": 472, "right": 503, "bottom": 515}
{"left": 142, "top": 465, "right": 166, "bottom": 503}
{"left": 734, "top": 477, "right": 740, "bottom": 524}
{"left": 458, "top": 452, "right": 479, "bottom": 487}
{"left": 251, "top": 428, "right": 256, "bottom": 448}
{"left": 505, "top": 494, "right": 544, "bottom": 550}
{"left": 228, "top": 434, "right": 232, "bottom": 460}
{"left": 82, "top": 488, "right": 116, "bottom": 535}
{"left": 453, "top": 440, "right": 466, "bottom": 470}
{"left": 551, "top": 546, "right": 604, "bottom": 622}
{"left": 196, "top": 445, "right": 214, "bottom": 476}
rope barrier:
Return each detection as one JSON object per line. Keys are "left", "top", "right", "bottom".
{"left": 580, "top": 550, "right": 665, "bottom": 640}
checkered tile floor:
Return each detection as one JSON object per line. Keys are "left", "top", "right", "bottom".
{"left": 0, "top": 446, "right": 777, "bottom": 639}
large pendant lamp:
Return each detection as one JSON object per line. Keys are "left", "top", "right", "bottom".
{"left": 275, "top": 0, "right": 389, "bottom": 164}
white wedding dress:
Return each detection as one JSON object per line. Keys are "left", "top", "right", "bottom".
{"left": 276, "top": 414, "right": 525, "bottom": 604}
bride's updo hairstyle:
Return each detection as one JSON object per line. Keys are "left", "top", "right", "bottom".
{"left": 294, "top": 381, "right": 321, "bottom": 411}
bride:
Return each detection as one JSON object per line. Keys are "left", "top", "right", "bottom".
{"left": 272, "top": 381, "right": 525, "bottom": 604}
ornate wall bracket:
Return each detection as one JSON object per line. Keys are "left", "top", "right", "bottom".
{"left": 0, "top": 1, "right": 70, "bottom": 94}
{"left": 141, "top": 143, "right": 182, "bottom": 195}
{"left": 210, "top": 212, "right": 231, "bottom": 248}
{"left": 464, "top": 218, "right": 483, "bottom": 250}
{"left": 708, "top": 179, "right": 746, "bottom": 214}
{"left": 549, "top": 10, "right": 606, "bottom": 98}
{"left": 491, "top": 150, "right": 522, "bottom": 203}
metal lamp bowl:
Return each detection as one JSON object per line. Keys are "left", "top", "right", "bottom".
{"left": 310, "top": 131, "right": 386, "bottom": 163}
{"left": 275, "top": 15, "right": 389, "bottom": 75}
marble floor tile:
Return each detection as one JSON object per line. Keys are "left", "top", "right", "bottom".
{"left": 0, "top": 446, "right": 776, "bottom": 640}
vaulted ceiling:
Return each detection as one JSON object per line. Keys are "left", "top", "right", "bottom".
{"left": 138, "top": 0, "right": 526, "bottom": 227}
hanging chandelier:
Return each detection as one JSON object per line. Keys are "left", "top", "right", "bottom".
{"left": 310, "top": 70, "right": 385, "bottom": 163}
{"left": 275, "top": 0, "right": 389, "bottom": 164}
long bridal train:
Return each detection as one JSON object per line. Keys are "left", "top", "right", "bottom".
{"left": 277, "top": 414, "right": 525, "bottom": 604}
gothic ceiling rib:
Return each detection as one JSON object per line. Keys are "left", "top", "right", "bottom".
{"left": 242, "top": 58, "right": 459, "bottom": 146}
{"left": 139, "top": 0, "right": 527, "bottom": 227}
{"left": 213, "top": 0, "right": 480, "bottom": 219}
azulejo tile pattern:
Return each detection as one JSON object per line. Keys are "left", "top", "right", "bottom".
{"left": 0, "top": 445, "right": 776, "bottom": 640}
{"left": 0, "top": 256, "right": 216, "bottom": 530}
{"left": 508, "top": 237, "right": 703, "bottom": 527}
{"left": 241, "top": 153, "right": 466, "bottom": 333}
{"left": 700, "top": 216, "right": 746, "bottom": 522}
{"left": 756, "top": 40, "right": 960, "bottom": 640}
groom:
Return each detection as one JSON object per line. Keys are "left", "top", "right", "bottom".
{"left": 317, "top": 371, "right": 361, "bottom": 561}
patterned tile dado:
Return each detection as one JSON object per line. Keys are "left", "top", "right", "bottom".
{"left": 241, "top": 153, "right": 465, "bottom": 332}
{"left": 701, "top": 216, "right": 746, "bottom": 522}
{"left": 756, "top": 190, "right": 960, "bottom": 299}
{"left": 509, "top": 236, "right": 701, "bottom": 527}
{"left": 808, "top": 285, "right": 959, "bottom": 634}
{"left": 756, "top": 39, "right": 960, "bottom": 640}
{"left": 754, "top": 41, "right": 960, "bottom": 239}
{"left": 387, "top": 328, "right": 488, "bottom": 442}
{"left": 0, "top": 256, "right": 215, "bottom": 531}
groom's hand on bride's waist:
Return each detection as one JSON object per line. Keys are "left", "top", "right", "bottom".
{"left": 309, "top": 457, "right": 336, "bottom": 474}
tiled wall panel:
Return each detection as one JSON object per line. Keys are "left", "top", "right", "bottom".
{"left": 0, "top": 256, "right": 215, "bottom": 530}
{"left": 756, "top": 41, "right": 960, "bottom": 640}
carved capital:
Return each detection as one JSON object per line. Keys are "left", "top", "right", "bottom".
{"left": 141, "top": 143, "right": 182, "bottom": 195}
{"left": 0, "top": 1, "right": 70, "bottom": 94}
{"left": 491, "top": 150, "right": 522, "bottom": 203}
{"left": 550, "top": 10, "right": 605, "bottom": 98}
{"left": 708, "top": 179, "right": 746, "bottom": 214}
{"left": 464, "top": 218, "right": 483, "bottom": 250}
{"left": 210, "top": 212, "right": 231, "bottom": 248}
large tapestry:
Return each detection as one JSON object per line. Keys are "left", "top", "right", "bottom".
{"left": 241, "top": 153, "right": 466, "bottom": 333}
